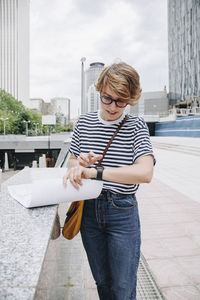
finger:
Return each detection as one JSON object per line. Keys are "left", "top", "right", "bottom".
{"left": 63, "top": 174, "right": 69, "bottom": 186}
{"left": 78, "top": 154, "right": 89, "bottom": 167}
{"left": 78, "top": 159, "right": 88, "bottom": 167}
{"left": 88, "top": 151, "right": 95, "bottom": 158}
{"left": 69, "top": 172, "right": 80, "bottom": 190}
{"left": 80, "top": 153, "right": 89, "bottom": 163}
{"left": 90, "top": 154, "right": 103, "bottom": 164}
{"left": 96, "top": 154, "right": 103, "bottom": 162}
{"left": 74, "top": 168, "right": 83, "bottom": 186}
{"left": 69, "top": 166, "right": 84, "bottom": 189}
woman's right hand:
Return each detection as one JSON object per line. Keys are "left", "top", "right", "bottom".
{"left": 78, "top": 151, "right": 103, "bottom": 167}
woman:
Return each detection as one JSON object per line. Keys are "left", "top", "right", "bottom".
{"left": 63, "top": 62, "right": 155, "bottom": 300}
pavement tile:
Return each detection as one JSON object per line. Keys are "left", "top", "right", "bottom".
{"left": 192, "top": 235, "right": 200, "bottom": 246}
{"left": 158, "top": 202, "right": 191, "bottom": 213}
{"left": 181, "top": 222, "right": 200, "bottom": 235}
{"left": 170, "top": 211, "right": 200, "bottom": 223}
{"left": 161, "top": 236, "right": 200, "bottom": 257}
{"left": 162, "top": 285, "right": 200, "bottom": 300}
{"left": 67, "top": 286, "right": 85, "bottom": 299}
{"left": 151, "top": 196, "right": 184, "bottom": 205}
{"left": 85, "top": 288, "right": 99, "bottom": 300}
{"left": 177, "top": 256, "right": 200, "bottom": 284}
{"left": 141, "top": 222, "right": 187, "bottom": 240}
{"left": 146, "top": 258, "right": 192, "bottom": 287}
{"left": 140, "top": 212, "right": 175, "bottom": 225}
{"left": 141, "top": 239, "right": 173, "bottom": 259}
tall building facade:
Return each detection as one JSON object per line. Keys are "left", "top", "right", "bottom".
{"left": 0, "top": 0, "right": 29, "bottom": 106}
{"left": 168, "top": 0, "right": 200, "bottom": 105}
{"left": 87, "top": 84, "right": 100, "bottom": 112}
{"left": 84, "top": 62, "right": 104, "bottom": 113}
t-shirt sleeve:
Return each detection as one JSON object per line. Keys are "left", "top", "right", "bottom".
{"left": 133, "top": 119, "right": 156, "bottom": 164}
{"left": 69, "top": 119, "right": 80, "bottom": 158}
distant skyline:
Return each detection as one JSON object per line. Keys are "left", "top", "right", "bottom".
{"left": 30, "top": 0, "right": 168, "bottom": 117}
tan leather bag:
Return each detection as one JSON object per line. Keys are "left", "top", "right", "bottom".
{"left": 62, "top": 200, "right": 85, "bottom": 240}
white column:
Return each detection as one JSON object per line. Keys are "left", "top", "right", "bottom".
{"left": 4, "top": 152, "right": 9, "bottom": 171}
{"left": 32, "top": 160, "right": 37, "bottom": 168}
{"left": 0, "top": 169, "right": 2, "bottom": 192}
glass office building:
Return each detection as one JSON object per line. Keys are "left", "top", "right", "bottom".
{"left": 168, "top": 0, "right": 200, "bottom": 105}
{"left": 0, "top": 0, "right": 29, "bottom": 106}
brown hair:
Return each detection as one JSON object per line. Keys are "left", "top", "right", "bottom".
{"left": 95, "top": 62, "right": 142, "bottom": 106}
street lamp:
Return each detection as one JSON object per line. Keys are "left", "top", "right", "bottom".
{"left": 33, "top": 123, "right": 39, "bottom": 135}
{"left": 23, "top": 120, "right": 30, "bottom": 136}
{"left": 80, "top": 57, "right": 86, "bottom": 114}
{"left": 0, "top": 117, "right": 8, "bottom": 135}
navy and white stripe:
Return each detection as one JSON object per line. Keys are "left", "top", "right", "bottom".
{"left": 69, "top": 111, "right": 154, "bottom": 194}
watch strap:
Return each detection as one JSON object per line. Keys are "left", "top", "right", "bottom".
{"left": 95, "top": 166, "right": 104, "bottom": 180}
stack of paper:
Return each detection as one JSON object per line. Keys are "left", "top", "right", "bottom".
{"left": 8, "top": 168, "right": 103, "bottom": 208}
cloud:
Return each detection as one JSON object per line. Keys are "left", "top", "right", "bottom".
{"left": 30, "top": 0, "right": 168, "bottom": 117}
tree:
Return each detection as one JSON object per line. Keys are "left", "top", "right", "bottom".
{"left": 0, "top": 89, "right": 42, "bottom": 134}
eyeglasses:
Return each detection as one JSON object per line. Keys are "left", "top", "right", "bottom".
{"left": 100, "top": 95, "right": 127, "bottom": 108}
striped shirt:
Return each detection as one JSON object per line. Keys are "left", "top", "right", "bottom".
{"left": 69, "top": 110, "right": 155, "bottom": 194}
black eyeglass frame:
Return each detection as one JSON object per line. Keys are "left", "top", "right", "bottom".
{"left": 100, "top": 95, "right": 128, "bottom": 108}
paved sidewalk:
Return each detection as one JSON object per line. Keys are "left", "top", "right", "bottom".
{"left": 138, "top": 136, "right": 200, "bottom": 299}
{"left": 137, "top": 178, "right": 200, "bottom": 299}
{"left": 151, "top": 136, "right": 200, "bottom": 204}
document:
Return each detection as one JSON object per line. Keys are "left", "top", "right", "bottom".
{"left": 8, "top": 168, "right": 103, "bottom": 208}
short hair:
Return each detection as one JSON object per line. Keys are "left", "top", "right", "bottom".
{"left": 95, "top": 62, "right": 142, "bottom": 106}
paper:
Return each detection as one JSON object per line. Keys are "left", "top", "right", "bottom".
{"left": 8, "top": 169, "right": 103, "bottom": 208}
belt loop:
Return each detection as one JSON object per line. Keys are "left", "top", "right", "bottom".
{"left": 107, "top": 190, "right": 112, "bottom": 202}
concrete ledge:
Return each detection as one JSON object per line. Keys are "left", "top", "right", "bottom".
{"left": 0, "top": 169, "right": 58, "bottom": 299}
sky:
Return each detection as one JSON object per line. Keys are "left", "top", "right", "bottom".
{"left": 30, "top": 0, "right": 168, "bottom": 118}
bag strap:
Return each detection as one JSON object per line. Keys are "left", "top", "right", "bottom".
{"left": 97, "top": 114, "right": 128, "bottom": 167}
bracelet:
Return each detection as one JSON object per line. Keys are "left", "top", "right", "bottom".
{"left": 95, "top": 166, "right": 104, "bottom": 180}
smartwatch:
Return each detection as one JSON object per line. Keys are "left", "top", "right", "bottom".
{"left": 95, "top": 166, "right": 104, "bottom": 180}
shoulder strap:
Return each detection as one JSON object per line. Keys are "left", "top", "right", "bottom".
{"left": 97, "top": 114, "right": 128, "bottom": 167}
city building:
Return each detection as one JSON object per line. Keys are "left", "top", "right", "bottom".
{"left": 84, "top": 62, "right": 104, "bottom": 113}
{"left": 29, "top": 98, "right": 44, "bottom": 112}
{"left": 51, "top": 97, "right": 70, "bottom": 125}
{"left": 168, "top": 0, "right": 200, "bottom": 105}
{"left": 129, "top": 89, "right": 169, "bottom": 117}
{"left": 0, "top": 0, "right": 30, "bottom": 106}
{"left": 29, "top": 97, "right": 70, "bottom": 125}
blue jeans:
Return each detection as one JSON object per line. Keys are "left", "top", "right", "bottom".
{"left": 80, "top": 190, "right": 141, "bottom": 300}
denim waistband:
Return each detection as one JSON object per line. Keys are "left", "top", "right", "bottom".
{"left": 100, "top": 189, "right": 135, "bottom": 200}
{"left": 100, "top": 189, "right": 115, "bottom": 197}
